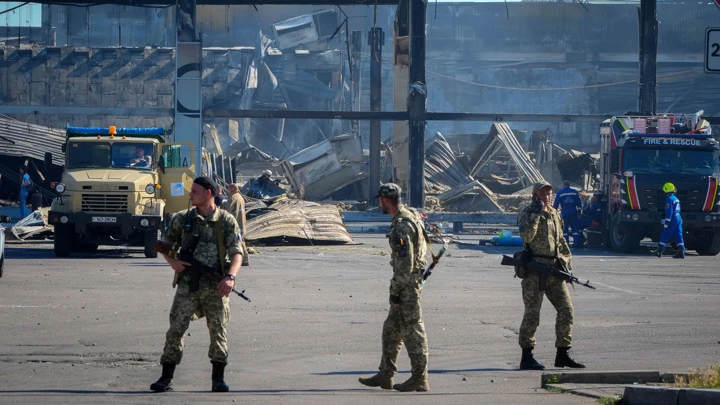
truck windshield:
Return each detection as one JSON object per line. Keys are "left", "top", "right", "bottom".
{"left": 112, "top": 143, "right": 155, "bottom": 169}
{"left": 624, "top": 148, "right": 720, "bottom": 175}
{"left": 66, "top": 142, "right": 155, "bottom": 170}
{"left": 67, "top": 142, "right": 111, "bottom": 169}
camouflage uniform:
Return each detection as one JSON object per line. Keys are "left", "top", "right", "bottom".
{"left": 517, "top": 202, "right": 574, "bottom": 349}
{"left": 378, "top": 204, "right": 429, "bottom": 379}
{"left": 160, "top": 208, "right": 243, "bottom": 365}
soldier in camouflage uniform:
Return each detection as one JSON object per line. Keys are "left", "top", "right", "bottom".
{"left": 516, "top": 181, "right": 585, "bottom": 370}
{"left": 150, "top": 176, "right": 244, "bottom": 393}
{"left": 359, "top": 183, "right": 430, "bottom": 392}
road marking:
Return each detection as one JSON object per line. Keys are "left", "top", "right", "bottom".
{"left": 590, "top": 281, "right": 637, "bottom": 294}
{"left": 0, "top": 304, "right": 60, "bottom": 308}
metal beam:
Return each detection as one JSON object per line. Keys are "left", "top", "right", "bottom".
{"left": 638, "top": 0, "right": 658, "bottom": 115}
{"left": 3, "top": 105, "right": 719, "bottom": 125}
{"left": 32, "top": 0, "right": 399, "bottom": 5}
{"left": 368, "top": 27, "right": 384, "bottom": 207}
{"left": 407, "top": 0, "right": 426, "bottom": 209}
{"left": 0, "top": 106, "right": 174, "bottom": 116}
{"left": 205, "top": 109, "right": 619, "bottom": 122}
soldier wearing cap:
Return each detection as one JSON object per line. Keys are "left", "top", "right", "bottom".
{"left": 150, "top": 176, "right": 244, "bottom": 393}
{"left": 516, "top": 181, "right": 585, "bottom": 370}
{"left": 359, "top": 183, "right": 431, "bottom": 392}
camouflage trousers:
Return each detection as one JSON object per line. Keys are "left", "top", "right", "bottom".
{"left": 519, "top": 273, "right": 574, "bottom": 349}
{"left": 160, "top": 278, "right": 231, "bottom": 365}
{"left": 378, "top": 288, "right": 429, "bottom": 378}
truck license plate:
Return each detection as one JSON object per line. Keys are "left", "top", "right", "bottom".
{"left": 91, "top": 216, "right": 117, "bottom": 223}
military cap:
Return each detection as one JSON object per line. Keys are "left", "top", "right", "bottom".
{"left": 193, "top": 176, "right": 218, "bottom": 196}
{"left": 376, "top": 183, "right": 401, "bottom": 198}
{"left": 532, "top": 180, "right": 553, "bottom": 193}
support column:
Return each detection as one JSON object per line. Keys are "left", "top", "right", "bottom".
{"left": 174, "top": 0, "right": 203, "bottom": 176}
{"left": 350, "top": 31, "right": 362, "bottom": 137}
{"left": 407, "top": 0, "right": 427, "bottom": 208}
{"left": 638, "top": 0, "right": 657, "bottom": 115}
{"left": 368, "top": 27, "right": 384, "bottom": 206}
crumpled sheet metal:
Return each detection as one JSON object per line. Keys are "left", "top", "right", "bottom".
{"left": 244, "top": 200, "right": 353, "bottom": 245}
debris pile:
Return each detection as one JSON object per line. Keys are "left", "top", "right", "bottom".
{"left": 244, "top": 199, "right": 353, "bottom": 245}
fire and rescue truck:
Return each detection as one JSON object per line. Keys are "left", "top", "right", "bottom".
{"left": 597, "top": 112, "right": 720, "bottom": 254}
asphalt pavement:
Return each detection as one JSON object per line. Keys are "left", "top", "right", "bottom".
{"left": 0, "top": 233, "right": 718, "bottom": 405}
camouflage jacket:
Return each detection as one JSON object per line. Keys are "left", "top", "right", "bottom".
{"left": 163, "top": 207, "right": 243, "bottom": 272}
{"left": 389, "top": 205, "right": 429, "bottom": 295}
{"left": 517, "top": 203, "right": 572, "bottom": 269}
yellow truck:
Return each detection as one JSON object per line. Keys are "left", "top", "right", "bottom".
{"left": 48, "top": 126, "right": 194, "bottom": 258}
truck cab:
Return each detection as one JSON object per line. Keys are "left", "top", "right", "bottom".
{"left": 599, "top": 113, "right": 720, "bottom": 255}
{"left": 48, "top": 126, "right": 194, "bottom": 258}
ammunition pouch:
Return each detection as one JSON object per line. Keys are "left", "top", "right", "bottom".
{"left": 513, "top": 250, "right": 532, "bottom": 279}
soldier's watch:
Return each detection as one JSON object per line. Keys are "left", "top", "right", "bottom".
{"left": 225, "top": 274, "right": 236, "bottom": 281}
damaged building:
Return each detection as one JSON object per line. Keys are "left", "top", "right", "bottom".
{"left": 0, "top": 2, "right": 717, "bottom": 212}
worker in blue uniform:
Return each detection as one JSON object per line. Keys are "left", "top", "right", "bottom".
{"left": 657, "top": 182, "right": 685, "bottom": 259}
{"left": 553, "top": 181, "right": 583, "bottom": 248}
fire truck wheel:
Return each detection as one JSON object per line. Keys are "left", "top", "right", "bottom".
{"left": 694, "top": 233, "right": 720, "bottom": 256}
{"left": 610, "top": 214, "right": 641, "bottom": 253}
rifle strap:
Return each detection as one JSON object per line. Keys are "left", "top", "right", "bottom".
{"left": 215, "top": 214, "right": 226, "bottom": 274}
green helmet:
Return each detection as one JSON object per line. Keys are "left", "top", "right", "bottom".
{"left": 662, "top": 182, "right": 676, "bottom": 193}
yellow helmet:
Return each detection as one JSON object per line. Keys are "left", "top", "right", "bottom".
{"left": 662, "top": 182, "right": 676, "bottom": 193}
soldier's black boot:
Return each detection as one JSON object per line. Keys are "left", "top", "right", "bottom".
{"left": 554, "top": 347, "right": 586, "bottom": 368}
{"left": 150, "top": 363, "right": 175, "bottom": 392}
{"left": 211, "top": 361, "right": 230, "bottom": 392}
{"left": 673, "top": 250, "right": 685, "bottom": 259}
{"left": 519, "top": 348, "right": 545, "bottom": 370}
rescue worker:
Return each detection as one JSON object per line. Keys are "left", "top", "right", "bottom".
{"left": 553, "top": 181, "right": 583, "bottom": 248}
{"left": 517, "top": 181, "right": 585, "bottom": 370}
{"left": 359, "top": 183, "right": 430, "bottom": 392}
{"left": 656, "top": 182, "right": 685, "bottom": 259}
{"left": 18, "top": 165, "right": 31, "bottom": 218}
{"left": 150, "top": 176, "right": 244, "bottom": 393}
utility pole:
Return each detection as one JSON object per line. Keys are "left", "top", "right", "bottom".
{"left": 350, "top": 31, "right": 362, "bottom": 138}
{"left": 407, "top": 0, "right": 427, "bottom": 208}
{"left": 368, "top": 27, "right": 384, "bottom": 206}
{"left": 638, "top": 0, "right": 658, "bottom": 115}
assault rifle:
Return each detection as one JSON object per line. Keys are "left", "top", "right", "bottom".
{"left": 500, "top": 255, "right": 595, "bottom": 290}
{"left": 155, "top": 241, "right": 251, "bottom": 302}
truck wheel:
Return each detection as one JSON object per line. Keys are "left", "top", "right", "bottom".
{"left": 610, "top": 214, "right": 641, "bottom": 253}
{"left": 144, "top": 229, "right": 159, "bottom": 258}
{"left": 694, "top": 233, "right": 720, "bottom": 256}
{"left": 78, "top": 243, "right": 99, "bottom": 253}
{"left": 54, "top": 225, "right": 72, "bottom": 257}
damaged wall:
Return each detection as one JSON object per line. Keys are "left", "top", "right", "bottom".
{"left": 1, "top": 3, "right": 718, "bottom": 151}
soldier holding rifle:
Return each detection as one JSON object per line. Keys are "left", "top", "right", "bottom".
{"left": 516, "top": 181, "right": 585, "bottom": 370}
{"left": 150, "top": 176, "right": 244, "bottom": 393}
